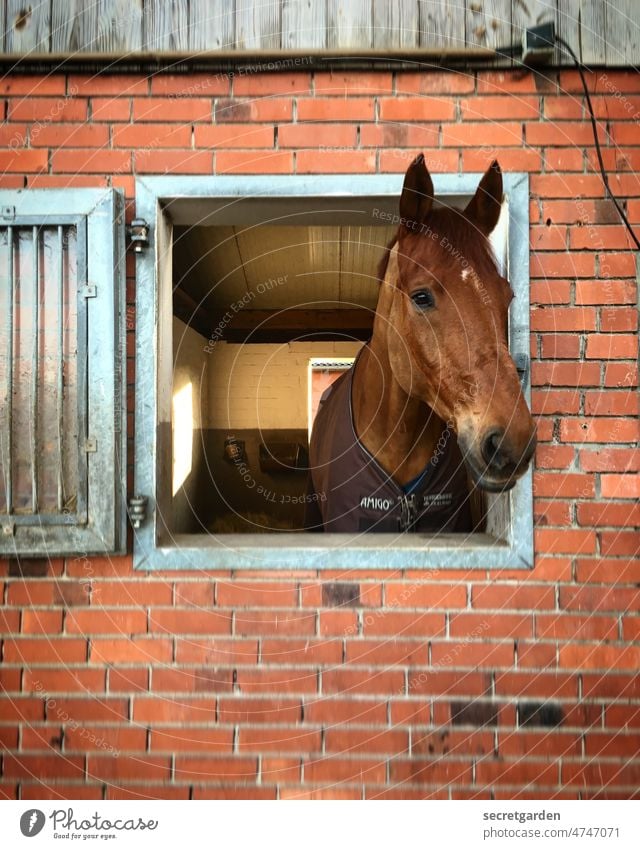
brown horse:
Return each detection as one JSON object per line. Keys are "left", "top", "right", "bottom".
{"left": 306, "top": 154, "right": 537, "bottom": 534}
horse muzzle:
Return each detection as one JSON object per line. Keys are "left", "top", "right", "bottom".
{"left": 459, "top": 426, "right": 537, "bottom": 492}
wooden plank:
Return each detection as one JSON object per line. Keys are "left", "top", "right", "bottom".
{"left": 373, "top": 0, "right": 418, "bottom": 48}
{"left": 511, "top": 0, "right": 556, "bottom": 55}
{"left": 418, "top": 0, "right": 466, "bottom": 50}
{"left": 189, "top": 0, "right": 234, "bottom": 51}
{"left": 557, "top": 0, "right": 606, "bottom": 66}
{"left": 465, "top": 0, "right": 511, "bottom": 50}
{"left": 604, "top": 0, "right": 639, "bottom": 65}
{"left": 327, "top": 0, "right": 372, "bottom": 49}
{"left": 145, "top": 0, "right": 189, "bottom": 52}
{"left": 5, "top": 0, "right": 50, "bottom": 53}
{"left": 282, "top": 0, "right": 327, "bottom": 49}
{"left": 55, "top": 0, "right": 143, "bottom": 53}
{"left": 235, "top": 0, "right": 281, "bottom": 50}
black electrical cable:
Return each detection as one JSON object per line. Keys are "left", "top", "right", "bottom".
{"left": 555, "top": 34, "right": 640, "bottom": 251}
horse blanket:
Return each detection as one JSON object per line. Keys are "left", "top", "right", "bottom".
{"left": 305, "top": 366, "right": 472, "bottom": 534}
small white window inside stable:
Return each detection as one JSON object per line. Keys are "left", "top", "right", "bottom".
{"left": 134, "top": 174, "right": 532, "bottom": 571}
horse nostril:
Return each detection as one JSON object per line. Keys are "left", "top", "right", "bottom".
{"left": 481, "top": 429, "right": 508, "bottom": 469}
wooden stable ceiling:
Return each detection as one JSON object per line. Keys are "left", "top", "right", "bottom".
{"left": 174, "top": 225, "right": 396, "bottom": 341}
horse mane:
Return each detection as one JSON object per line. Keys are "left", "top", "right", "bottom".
{"left": 376, "top": 207, "right": 499, "bottom": 284}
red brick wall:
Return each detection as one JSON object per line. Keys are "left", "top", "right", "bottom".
{"left": 1, "top": 67, "right": 639, "bottom": 800}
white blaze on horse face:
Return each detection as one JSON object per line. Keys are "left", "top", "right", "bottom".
{"left": 460, "top": 267, "right": 471, "bottom": 281}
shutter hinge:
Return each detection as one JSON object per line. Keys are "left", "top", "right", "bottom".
{"left": 82, "top": 284, "right": 97, "bottom": 298}
{"left": 84, "top": 438, "right": 97, "bottom": 453}
{"left": 128, "top": 495, "right": 148, "bottom": 529}
{"left": 1, "top": 206, "right": 15, "bottom": 221}
{"left": 128, "top": 218, "right": 150, "bottom": 252}
{"left": 1, "top": 521, "right": 15, "bottom": 537}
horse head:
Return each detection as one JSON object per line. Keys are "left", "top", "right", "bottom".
{"left": 379, "top": 153, "right": 536, "bottom": 492}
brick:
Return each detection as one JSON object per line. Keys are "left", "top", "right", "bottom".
{"left": 90, "top": 638, "right": 171, "bottom": 664}
{"left": 0, "top": 150, "right": 48, "bottom": 172}
{"left": 173, "top": 581, "right": 214, "bottom": 606}
{"left": 535, "top": 528, "right": 597, "bottom": 554}
{"left": 193, "top": 786, "right": 275, "bottom": 800}
{"left": 1, "top": 76, "right": 66, "bottom": 95}
{"left": 543, "top": 96, "right": 585, "bottom": 119}
{"left": 534, "top": 445, "right": 575, "bottom": 469}
{"left": 577, "top": 502, "right": 640, "bottom": 527}
{"left": 45, "top": 697, "right": 128, "bottom": 722}
{"left": 583, "top": 673, "right": 640, "bottom": 699}
{"left": 463, "top": 148, "right": 542, "bottom": 172}
{"left": 215, "top": 97, "right": 292, "bottom": 122}
{"left": 495, "top": 671, "right": 577, "bottom": 698}
{"left": 601, "top": 474, "right": 640, "bottom": 499}
{"left": 150, "top": 73, "right": 229, "bottom": 96}
{"left": 389, "top": 758, "right": 472, "bottom": 786}
{"left": 561, "top": 644, "right": 640, "bottom": 670}
{"left": 531, "top": 306, "right": 596, "bottom": 332}
{"left": 0, "top": 697, "right": 44, "bottom": 721}
{"left": 194, "top": 124, "right": 274, "bottom": 148}
{"left": 296, "top": 97, "right": 375, "bottom": 121}
{"left": 3, "top": 753, "right": 84, "bottom": 780}
{"left": 323, "top": 668, "right": 404, "bottom": 695}
{"left": 94, "top": 581, "right": 172, "bottom": 605}
{"left": 325, "top": 728, "right": 408, "bottom": 755}
{"left": 64, "top": 725, "right": 146, "bottom": 753}
{"left": 319, "top": 610, "right": 358, "bottom": 635}
{"left": 544, "top": 148, "right": 584, "bottom": 171}
{"left": 303, "top": 698, "right": 387, "bottom": 726}
{"left": 65, "top": 609, "right": 147, "bottom": 635}
{"left": 576, "top": 557, "right": 640, "bottom": 584}
{"left": 586, "top": 334, "right": 637, "bottom": 359}
{"left": 235, "top": 669, "right": 317, "bottom": 694}
{"left": 599, "top": 251, "right": 637, "bottom": 277}
{"left": 534, "top": 500, "right": 572, "bottom": 527}
{"left": 530, "top": 252, "right": 595, "bottom": 279}
{"left": 8, "top": 97, "right": 87, "bottom": 122}
{"left": 133, "top": 97, "right": 212, "bottom": 122}
{"left": 345, "top": 640, "right": 428, "bottom": 666}
{"left": 3, "top": 638, "right": 87, "bottom": 663}
{"left": 476, "top": 759, "right": 557, "bottom": 786}
{"left": 450, "top": 612, "right": 533, "bottom": 639}
{"left": 560, "top": 585, "right": 640, "bottom": 613}
{"left": 88, "top": 755, "right": 171, "bottom": 782}
{"left": 570, "top": 226, "right": 633, "bottom": 251}
{"left": 218, "top": 697, "right": 301, "bottom": 724}
{"left": 460, "top": 96, "right": 539, "bottom": 120}
{"left": 477, "top": 71, "right": 546, "bottom": 94}
{"left": 315, "top": 71, "right": 394, "bottom": 95}
{"left": 175, "top": 756, "right": 258, "bottom": 784}
{"left": 234, "top": 73, "right": 311, "bottom": 96}
{"left": 384, "top": 583, "right": 467, "bottom": 608}
{"left": 406, "top": 670, "right": 490, "bottom": 698}
{"left": 235, "top": 609, "right": 316, "bottom": 636}
{"left": 216, "top": 581, "right": 297, "bottom": 607}
{"left": 532, "top": 362, "right": 599, "bottom": 387}
{"left": 561, "top": 418, "right": 639, "bottom": 443}
{"left": 378, "top": 96, "right": 454, "bottom": 121}
{"left": 305, "top": 757, "right": 385, "bottom": 785}
{"left": 400, "top": 72, "right": 474, "bottom": 94}
{"left": 442, "top": 122, "right": 522, "bottom": 147}
{"left": 361, "top": 124, "right": 440, "bottom": 148}
{"left": 112, "top": 123, "right": 192, "bottom": 148}
{"left": 531, "top": 390, "right": 581, "bottom": 415}
{"left": 533, "top": 472, "right": 594, "bottom": 498}
{"left": 216, "top": 150, "right": 293, "bottom": 173}
{"left": 150, "top": 727, "right": 233, "bottom": 752}
{"left": 238, "top": 727, "right": 320, "bottom": 753}
{"left": 525, "top": 122, "right": 606, "bottom": 146}
{"left": 297, "top": 150, "right": 375, "bottom": 173}
{"left": 31, "top": 123, "right": 110, "bottom": 147}
{"left": 23, "top": 667, "right": 106, "bottom": 694}
{"left": 606, "top": 706, "right": 640, "bottom": 729}
{"left": 363, "top": 611, "right": 445, "bottom": 637}
{"left": 175, "top": 638, "right": 259, "bottom": 664}
{"left": 472, "top": 584, "right": 555, "bottom": 610}
{"left": 20, "top": 783, "right": 101, "bottom": 800}
{"left": 52, "top": 149, "right": 131, "bottom": 174}
{"left": 379, "top": 148, "right": 458, "bottom": 171}
{"left": 91, "top": 97, "right": 131, "bottom": 120}
{"left": 148, "top": 608, "right": 230, "bottom": 634}
{"left": 601, "top": 308, "right": 638, "bottom": 332}
{"left": 576, "top": 279, "right": 637, "bottom": 304}
{"left": 135, "top": 150, "right": 213, "bottom": 174}
{"left": 430, "top": 641, "right": 514, "bottom": 668}
{"left": 563, "top": 761, "right": 640, "bottom": 789}
{"left": 584, "top": 391, "right": 638, "bottom": 416}
{"left": 585, "top": 732, "right": 640, "bottom": 758}
{"left": 600, "top": 531, "right": 640, "bottom": 557}
{"left": 530, "top": 225, "right": 569, "bottom": 251}
{"left": 531, "top": 174, "right": 605, "bottom": 199}
{"left": 536, "top": 613, "right": 618, "bottom": 641}
{"left": 605, "top": 363, "right": 638, "bottom": 387}
{"left": 499, "top": 730, "right": 581, "bottom": 758}
{"left": 278, "top": 123, "right": 356, "bottom": 148}
{"left": 133, "top": 697, "right": 216, "bottom": 723}
{"left": 152, "top": 666, "right": 232, "bottom": 693}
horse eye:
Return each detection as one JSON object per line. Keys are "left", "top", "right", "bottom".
{"left": 411, "top": 289, "right": 435, "bottom": 309}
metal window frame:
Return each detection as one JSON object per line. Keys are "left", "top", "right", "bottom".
{"left": 134, "top": 173, "right": 532, "bottom": 571}
{"left": 0, "top": 189, "right": 127, "bottom": 556}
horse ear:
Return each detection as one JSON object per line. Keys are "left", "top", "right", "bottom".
{"left": 465, "top": 160, "right": 503, "bottom": 234}
{"left": 399, "top": 153, "right": 433, "bottom": 229}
